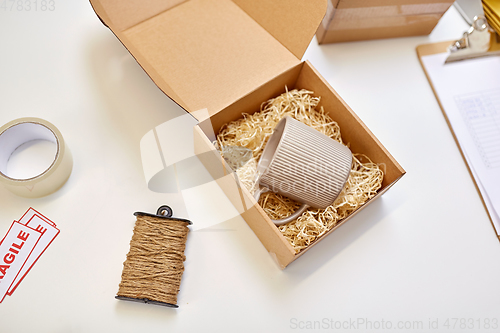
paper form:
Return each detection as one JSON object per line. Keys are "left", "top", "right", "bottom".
{"left": 421, "top": 52, "right": 500, "bottom": 235}
{"left": 455, "top": 89, "right": 500, "bottom": 168}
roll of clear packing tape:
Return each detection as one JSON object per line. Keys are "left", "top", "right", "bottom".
{"left": 0, "top": 117, "right": 73, "bottom": 198}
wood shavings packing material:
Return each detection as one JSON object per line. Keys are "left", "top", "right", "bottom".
{"left": 216, "top": 88, "right": 384, "bottom": 253}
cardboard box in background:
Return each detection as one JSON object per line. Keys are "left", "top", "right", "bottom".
{"left": 90, "top": 0, "right": 405, "bottom": 268}
{"left": 317, "top": 0, "right": 455, "bottom": 44}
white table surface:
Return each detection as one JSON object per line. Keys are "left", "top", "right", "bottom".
{"left": 1, "top": 2, "right": 500, "bottom": 332}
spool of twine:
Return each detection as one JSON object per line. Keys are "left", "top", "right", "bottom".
{"left": 116, "top": 206, "right": 192, "bottom": 308}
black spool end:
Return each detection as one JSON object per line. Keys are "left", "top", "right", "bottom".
{"left": 115, "top": 295, "right": 179, "bottom": 308}
{"left": 133, "top": 205, "right": 192, "bottom": 225}
{"left": 156, "top": 205, "right": 173, "bottom": 217}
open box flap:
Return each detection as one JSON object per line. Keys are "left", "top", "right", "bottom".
{"left": 231, "top": 0, "right": 328, "bottom": 59}
{"left": 89, "top": 0, "right": 186, "bottom": 31}
{"left": 90, "top": 0, "right": 327, "bottom": 118}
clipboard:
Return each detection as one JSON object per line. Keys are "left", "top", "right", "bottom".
{"left": 417, "top": 40, "right": 500, "bottom": 242}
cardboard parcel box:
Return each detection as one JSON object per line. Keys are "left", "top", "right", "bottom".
{"left": 317, "top": 0, "right": 455, "bottom": 44}
{"left": 90, "top": 0, "right": 405, "bottom": 268}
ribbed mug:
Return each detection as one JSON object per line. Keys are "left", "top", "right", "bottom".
{"left": 254, "top": 117, "right": 352, "bottom": 225}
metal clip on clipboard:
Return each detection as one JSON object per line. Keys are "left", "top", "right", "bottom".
{"left": 446, "top": 15, "right": 500, "bottom": 63}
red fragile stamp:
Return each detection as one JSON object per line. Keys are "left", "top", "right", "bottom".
{"left": 0, "top": 208, "right": 59, "bottom": 302}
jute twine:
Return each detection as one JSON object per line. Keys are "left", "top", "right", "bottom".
{"left": 116, "top": 214, "right": 190, "bottom": 307}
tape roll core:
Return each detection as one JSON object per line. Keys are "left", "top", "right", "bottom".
{"left": 0, "top": 118, "right": 73, "bottom": 198}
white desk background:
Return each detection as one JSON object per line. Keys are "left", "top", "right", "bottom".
{"left": 1, "top": 2, "right": 499, "bottom": 333}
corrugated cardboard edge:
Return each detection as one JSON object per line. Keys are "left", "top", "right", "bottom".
{"left": 417, "top": 41, "right": 500, "bottom": 242}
